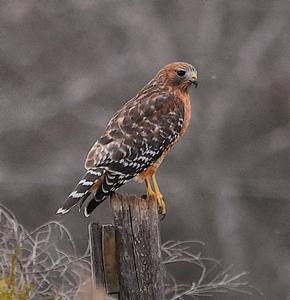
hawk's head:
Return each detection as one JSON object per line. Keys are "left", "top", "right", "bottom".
{"left": 157, "top": 62, "right": 198, "bottom": 92}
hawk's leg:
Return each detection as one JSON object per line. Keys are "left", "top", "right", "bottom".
{"left": 151, "top": 174, "right": 166, "bottom": 215}
{"left": 145, "top": 177, "right": 155, "bottom": 197}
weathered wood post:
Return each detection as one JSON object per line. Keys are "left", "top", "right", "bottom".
{"left": 89, "top": 193, "right": 165, "bottom": 300}
{"left": 89, "top": 223, "right": 119, "bottom": 295}
{"left": 111, "top": 193, "right": 164, "bottom": 300}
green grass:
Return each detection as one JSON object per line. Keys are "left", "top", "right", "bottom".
{"left": 0, "top": 249, "right": 32, "bottom": 300}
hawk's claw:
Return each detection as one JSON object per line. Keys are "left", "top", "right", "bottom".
{"left": 156, "top": 194, "right": 166, "bottom": 216}
{"left": 159, "top": 212, "right": 166, "bottom": 221}
{"left": 145, "top": 191, "right": 166, "bottom": 218}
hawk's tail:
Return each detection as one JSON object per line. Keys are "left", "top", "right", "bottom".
{"left": 56, "top": 168, "right": 105, "bottom": 215}
{"left": 84, "top": 172, "right": 132, "bottom": 217}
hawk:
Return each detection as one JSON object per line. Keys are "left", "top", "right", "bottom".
{"left": 57, "top": 62, "right": 198, "bottom": 217}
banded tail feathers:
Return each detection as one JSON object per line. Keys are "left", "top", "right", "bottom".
{"left": 56, "top": 168, "right": 132, "bottom": 217}
{"left": 56, "top": 168, "right": 105, "bottom": 215}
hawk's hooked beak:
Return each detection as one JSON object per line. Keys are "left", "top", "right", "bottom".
{"left": 189, "top": 71, "right": 198, "bottom": 88}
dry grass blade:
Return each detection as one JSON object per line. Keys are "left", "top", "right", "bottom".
{"left": 162, "top": 241, "right": 253, "bottom": 299}
{"left": 0, "top": 204, "right": 254, "bottom": 299}
{"left": 0, "top": 204, "right": 90, "bottom": 299}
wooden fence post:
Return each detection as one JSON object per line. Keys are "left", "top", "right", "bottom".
{"left": 111, "top": 193, "right": 164, "bottom": 300}
{"left": 89, "top": 193, "right": 165, "bottom": 300}
{"left": 89, "top": 223, "right": 119, "bottom": 296}
{"left": 89, "top": 223, "right": 105, "bottom": 289}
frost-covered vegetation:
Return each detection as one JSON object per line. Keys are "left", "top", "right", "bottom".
{"left": 0, "top": 205, "right": 252, "bottom": 299}
{"left": 0, "top": 205, "right": 90, "bottom": 300}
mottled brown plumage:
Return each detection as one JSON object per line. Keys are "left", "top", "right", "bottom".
{"left": 56, "top": 62, "right": 198, "bottom": 216}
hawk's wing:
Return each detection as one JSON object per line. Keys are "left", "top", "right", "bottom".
{"left": 85, "top": 93, "right": 184, "bottom": 176}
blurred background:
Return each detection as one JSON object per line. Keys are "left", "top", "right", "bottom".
{"left": 0, "top": 0, "right": 289, "bottom": 299}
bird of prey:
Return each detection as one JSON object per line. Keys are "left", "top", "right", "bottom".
{"left": 56, "top": 62, "right": 198, "bottom": 217}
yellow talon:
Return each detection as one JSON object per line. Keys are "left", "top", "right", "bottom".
{"left": 156, "top": 192, "right": 166, "bottom": 215}
{"left": 151, "top": 174, "right": 166, "bottom": 215}
{"left": 145, "top": 177, "right": 155, "bottom": 197}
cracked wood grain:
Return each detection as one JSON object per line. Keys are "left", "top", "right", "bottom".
{"left": 111, "top": 193, "right": 164, "bottom": 300}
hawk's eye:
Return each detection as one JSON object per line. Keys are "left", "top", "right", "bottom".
{"left": 176, "top": 70, "right": 186, "bottom": 77}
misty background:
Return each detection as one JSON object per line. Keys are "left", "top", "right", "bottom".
{"left": 0, "top": 0, "right": 289, "bottom": 299}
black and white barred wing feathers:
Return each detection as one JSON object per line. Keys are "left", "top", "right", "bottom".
{"left": 86, "top": 94, "right": 185, "bottom": 171}
{"left": 57, "top": 93, "right": 184, "bottom": 216}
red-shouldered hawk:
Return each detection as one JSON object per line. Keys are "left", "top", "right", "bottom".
{"left": 56, "top": 62, "right": 198, "bottom": 217}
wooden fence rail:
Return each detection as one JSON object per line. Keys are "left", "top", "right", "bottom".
{"left": 89, "top": 193, "right": 165, "bottom": 300}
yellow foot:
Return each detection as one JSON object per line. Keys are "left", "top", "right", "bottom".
{"left": 155, "top": 191, "right": 166, "bottom": 216}
{"left": 145, "top": 177, "right": 155, "bottom": 198}
{"left": 144, "top": 175, "right": 166, "bottom": 216}
{"left": 151, "top": 174, "right": 166, "bottom": 216}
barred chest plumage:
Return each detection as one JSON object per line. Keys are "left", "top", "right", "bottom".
{"left": 135, "top": 91, "right": 191, "bottom": 182}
